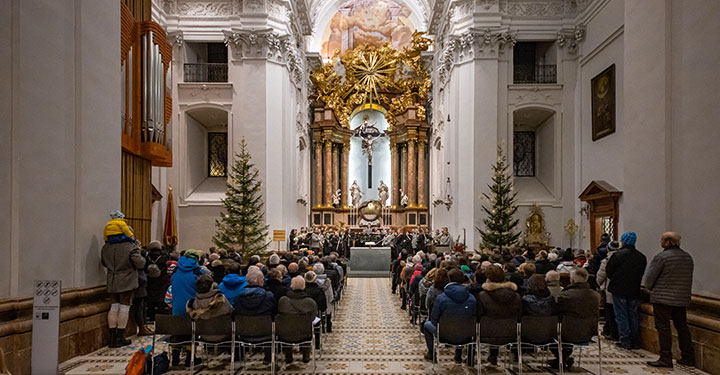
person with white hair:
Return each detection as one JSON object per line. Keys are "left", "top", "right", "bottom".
{"left": 545, "top": 270, "right": 562, "bottom": 300}
{"left": 278, "top": 276, "right": 317, "bottom": 364}
{"left": 103, "top": 209, "right": 135, "bottom": 244}
{"left": 233, "top": 265, "right": 276, "bottom": 365}
{"left": 312, "top": 262, "right": 335, "bottom": 332}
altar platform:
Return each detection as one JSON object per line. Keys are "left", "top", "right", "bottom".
{"left": 347, "top": 246, "right": 391, "bottom": 277}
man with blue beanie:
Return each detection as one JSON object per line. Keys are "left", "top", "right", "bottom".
{"left": 606, "top": 232, "right": 647, "bottom": 349}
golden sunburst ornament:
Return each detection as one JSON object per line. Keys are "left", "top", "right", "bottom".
{"left": 349, "top": 49, "right": 396, "bottom": 105}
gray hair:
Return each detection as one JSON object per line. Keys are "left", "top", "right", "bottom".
{"left": 246, "top": 266, "right": 264, "bottom": 285}
{"left": 312, "top": 263, "right": 325, "bottom": 274}
{"left": 570, "top": 268, "right": 589, "bottom": 283}
{"left": 290, "top": 275, "right": 306, "bottom": 291}
{"left": 545, "top": 270, "right": 560, "bottom": 282}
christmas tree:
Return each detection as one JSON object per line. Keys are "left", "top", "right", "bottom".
{"left": 213, "top": 139, "right": 270, "bottom": 258}
{"left": 477, "top": 145, "right": 520, "bottom": 248}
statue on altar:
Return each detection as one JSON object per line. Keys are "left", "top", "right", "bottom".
{"left": 377, "top": 180, "right": 389, "bottom": 206}
{"left": 331, "top": 189, "right": 341, "bottom": 208}
{"left": 400, "top": 189, "right": 408, "bottom": 207}
{"left": 524, "top": 204, "right": 550, "bottom": 247}
{"left": 350, "top": 180, "right": 363, "bottom": 207}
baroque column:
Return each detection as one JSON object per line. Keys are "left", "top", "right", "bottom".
{"left": 390, "top": 143, "right": 399, "bottom": 207}
{"left": 401, "top": 144, "right": 408, "bottom": 198}
{"left": 314, "top": 141, "right": 323, "bottom": 207}
{"left": 407, "top": 139, "right": 417, "bottom": 206}
{"left": 332, "top": 145, "right": 339, "bottom": 193}
{"left": 417, "top": 140, "right": 425, "bottom": 207}
{"left": 323, "top": 140, "right": 333, "bottom": 206}
{"left": 341, "top": 142, "right": 349, "bottom": 208}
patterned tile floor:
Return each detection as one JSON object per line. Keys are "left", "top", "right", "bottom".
{"left": 60, "top": 278, "right": 708, "bottom": 375}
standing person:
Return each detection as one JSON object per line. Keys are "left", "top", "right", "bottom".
{"left": 588, "top": 233, "right": 611, "bottom": 274}
{"left": 395, "top": 228, "right": 413, "bottom": 255}
{"left": 101, "top": 239, "right": 145, "bottom": 347}
{"left": 145, "top": 241, "right": 170, "bottom": 321}
{"left": 596, "top": 240, "right": 620, "bottom": 341}
{"left": 643, "top": 232, "right": 695, "bottom": 368}
{"left": 606, "top": 232, "right": 647, "bottom": 350}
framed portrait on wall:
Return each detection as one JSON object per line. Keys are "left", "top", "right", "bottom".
{"left": 591, "top": 64, "right": 616, "bottom": 141}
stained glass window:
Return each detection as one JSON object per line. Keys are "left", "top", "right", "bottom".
{"left": 208, "top": 132, "right": 228, "bottom": 177}
{"left": 513, "top": 131, "right": 535, "bottom": 177}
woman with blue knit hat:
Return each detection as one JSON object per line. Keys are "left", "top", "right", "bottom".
{"left": 606, "top": 232, "right": 647, "bottom": 350}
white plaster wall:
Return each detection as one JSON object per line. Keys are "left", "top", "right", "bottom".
{"left": 186, "top": 114, "right": 207, "bottom": 193}
{"left": 178, "top": 205, "right": 223, "bottom": 250}
{"left": 536, "top": 115, "right": 556, "bottom": 195}
{"left": 0, "top": 0, "right": 119, "bottom": 297}
{"left": 669, "top": 0, "right": 720, "bottom": 298}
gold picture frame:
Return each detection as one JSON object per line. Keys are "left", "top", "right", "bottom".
{"left": 591, "top": 64, "right": 616, "bottom": 141}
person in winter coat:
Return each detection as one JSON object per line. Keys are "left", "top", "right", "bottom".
{"left": 277, "top": 276, "right": 318, "bottom": 364}
{"left": 423, "top": 269, "right": 476, "bottom": 363}
{"left": 303, "top": 271, "right": 327, "bottom": 315}
{"left": 233, "top": 266, "right": 276, "bottom": 364}
{"left": 265, "top": 268, "right": 289, "bottom": 304}
{"left": 187, "top": 274, "right": 233, "bottom": 342}
{"left": 549, "top": 268, "right": 600, "bottom": 370}
{"left": 207, "top": 253, "right": 226, "bottom": 284}
{"left": 588, "top": 233, "right": 611, "bottom": 274}
{"left": 522, "top": 274, "right": 555, "bottom": 316}
{"left": 145, "top": 241, "right": 170, "bottom": 321}
{"left": 556, "top": 249, "right": 577, "bottom": 274}
{"left": 133, "top": 267, "right": 152, "bottom": 336}
{"left": 477, "top": 265, "right": 522, "bottom": 365}
{"left": 534, "top": 250, "right": 555, "bottom": 275}
{"left": 606, "top": 232, "right": 647, "bottom": 350}
{"left": 503, "top": 263, "right": 524, "bottom": 291}
{"left": 643, "top": 232, "right": 695, "bottom": 369}
{"left": 101, "top": 239, "right": 145, "bottom": 347}
{"left": 218, "top": 263, "right": 247, "bottom": 305}
{"left": 596, "top": 240, "right": 620, "bottom": 341}
{"left": 170, "top": 251, "right": 205, "bottom": 316}
{"left": 425, "top": 268, "right": 449, "bottom": 314}
{"left": 103, "top": 210, "right": 135, "bottom": 243}
{"left": 313, "top": 263, "right": 334, "bottom": 332}
{"left": 418, "top": 268, "right": 438, "bottom": 306}
{"left": 399, "top": 258, "right": 415, "bottom": 310}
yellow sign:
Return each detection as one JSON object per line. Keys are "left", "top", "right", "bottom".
{"left": 273, "top": 230, "right": 286, "bottom": 242}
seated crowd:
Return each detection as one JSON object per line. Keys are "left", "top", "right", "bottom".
{"left": 392, "top": 230, "right": 696, "bottom": 370}
{"left": 160, "top": 247, "right": 345, "bottom": 368}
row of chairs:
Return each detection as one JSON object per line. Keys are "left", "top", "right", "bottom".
{"left": 432, "top": 314, "right": 603, "bottom": 375}
{"left": 152, "top": 313, "right": 320, "bottom": 375}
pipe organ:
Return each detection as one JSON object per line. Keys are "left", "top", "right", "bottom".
{"left": 121, "top": 3, "right": 172, "bottom": 167}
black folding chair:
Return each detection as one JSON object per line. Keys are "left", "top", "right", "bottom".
{"left": 557, "top": 315, "right": 602, "bottom": 375}
{"left": 152, "top": 314, "right": 195, "bottom": 374}
{"left": 235, "top": 314, "right": 275, "bottom": 375}
{"left": 275, "top": 313, "right": 317, "bottom": 374}
{"left": 478, "top": 317, "right": 519, "bottom": 374}
{"left": 433, "top": 315, "right": 479, "bottom": 374}
{"left": 194, "top": 315, "right": 235, "bottom": 372}
{"left": 518, "top": 315, "right": 559, "bottom": 374}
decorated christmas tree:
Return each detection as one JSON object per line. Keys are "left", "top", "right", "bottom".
{"left": 213, "top": 139, "right": 270, "bottom": 258}
{"left": 477, "top": 145, "right": 521, "bottom": 248}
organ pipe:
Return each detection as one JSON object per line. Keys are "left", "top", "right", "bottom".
{"left": 128, "top": 47, "right": 133, "bottom": 135}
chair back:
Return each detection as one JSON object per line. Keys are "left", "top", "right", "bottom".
{"left": 276, "top": 313, "right": 314, "bottom": 344}
{"left": 235, "top": 314, "right": 272, "bottom": 338}
{"left": 479, "top": 316, "right": 517, "bottom": 345}
{"left": 561, "top": 315, "right": 597, "bottom": 344}
{"left": 195, "top": 315, "right": 233, "bottom": 337}
{"left": 438, "top": 315, "right": 476, "bottom": 346}
{"left": 520, "top": 315, "right": 558, "bottom": 345}
{"left": 155, "top": 314, "right": 193, "bottom": 336}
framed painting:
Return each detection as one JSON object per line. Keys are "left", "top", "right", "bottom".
{"left": 591, "top": 64, "right": 616, "bottom": 141}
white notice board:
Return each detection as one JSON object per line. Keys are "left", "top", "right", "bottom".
{"left": 32, "top": 279, "right": 61, "bottom": 374}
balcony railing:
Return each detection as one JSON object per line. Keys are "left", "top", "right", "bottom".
{"left": 513, "top": 64, "right": 557, "bottom": 84}
{"left": 184, "top": 63, "right": 228, "bottom": 82}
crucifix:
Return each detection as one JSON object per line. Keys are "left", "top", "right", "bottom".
{"left": 353, "top": 115, "right": 386, "bottom": 188}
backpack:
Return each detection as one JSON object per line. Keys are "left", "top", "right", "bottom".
{"left": 146, "top": 255, "right": 162, "bottom": 278}
{"left": 145, "top": 351, "right": 169, "bottom": 375}
{"left": 125, "top": 345, "right": 152, "bottom": 375}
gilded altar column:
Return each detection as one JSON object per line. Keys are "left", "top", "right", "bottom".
{"left": 401, "top": 144, "right": 408, "bottom": 197}
{"left": 390, "top": 143, "right": 399, "bottom": 207}
{"left": 332, "top": 145, "right": 339, "bottom": 192}
{"left": 407, "top": 139, "right": 417, "bottom": 206}
{"left": 324, "top": 140, "right": 333, "bottom": 206}
{"left": 341, "top": 142, "right": 349, "bottom": 207}
{"left": 314, "top": 141, "right": 323, "bottom": 207}
{"left": 417, "top": 140, "right": 425, "bottom": 207}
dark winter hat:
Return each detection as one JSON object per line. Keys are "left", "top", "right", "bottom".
{"left": 600, "top": 233, "right": 611, "bottom": 243}
{"left": 607, "top": 241, "right": 621, "bottom": 251}
{"left": 621, "top": 232, "right": 637, "bottom": 247}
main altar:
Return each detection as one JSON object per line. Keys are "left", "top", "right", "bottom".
{"left": 309, "top": 33, "right": 432, "bottom": 229}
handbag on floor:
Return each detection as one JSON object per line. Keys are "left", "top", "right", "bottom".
{"left": 145, "top": 352, "right": 169, "bottom": 375}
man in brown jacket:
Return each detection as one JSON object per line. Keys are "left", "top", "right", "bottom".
{"left": 101, "top": 240, "right": 145, "bottom": 347}
{"left": 550, "top": 268, "right": 600, "bottom": 370}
